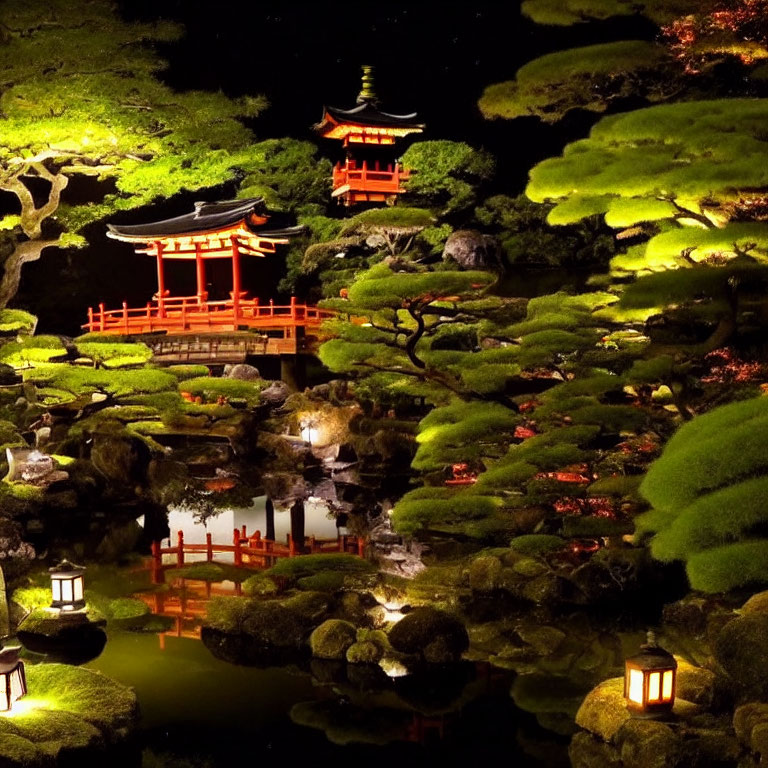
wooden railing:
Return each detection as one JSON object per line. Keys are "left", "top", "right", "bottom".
{"left": 83, "top": 295, "right": 336, "bottom": 335}
{"left": 149, "top": 527, "right": 366, "bottom": 583}
{"left": 332, "top": 161, "right": 410, "bottom": 194}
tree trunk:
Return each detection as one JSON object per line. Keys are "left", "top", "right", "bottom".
{"left": 265, "top": 497, "right": 275, "bottom": 541}
{"left": 290, "top": 499, "right": 306, "bottom": 553}
{"left": 0, "top": 238, "right": 60, "bottom": 309}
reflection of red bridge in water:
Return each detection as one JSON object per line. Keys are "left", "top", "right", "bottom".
{"left": 140, "top": 527, "right": 366, "bottom": 648}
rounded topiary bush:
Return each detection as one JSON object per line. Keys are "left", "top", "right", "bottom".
{"left": 387, "top": 607, "right": 469, "bottom": 664}
{"left": 310, "top": 619, "right": 357, "bottom": 660}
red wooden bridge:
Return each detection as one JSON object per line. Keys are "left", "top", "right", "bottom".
{"left": 83, "top": 295, "right": 335, "bottom": 344}
{"left": 148, "top": 526, "right": 366, "bottom": 584}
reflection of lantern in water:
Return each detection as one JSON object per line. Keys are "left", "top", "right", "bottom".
{"left": 0, "top": 647, "right": 26, "bottom": 712}
{"left": 624, "top": 631, "right": 676, "bottom": 717}
{"left": 49, "top": 560, "right": 86, "bottom": 612}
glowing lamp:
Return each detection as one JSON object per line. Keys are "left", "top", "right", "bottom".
{"left": 49, "top": 560, "right": 86, "bottom": 612}
{"left": 0, "top": 647, "right": 26, "bottom": 712}
{"left": 624, "top": 631, "right": 676, "bottom": 717}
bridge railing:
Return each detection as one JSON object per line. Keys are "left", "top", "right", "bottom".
{"left": 83, "top": 295, "right": 337, "bottom": 334}
{"left": 149, "top": 528, "right": 365, "bottom": 583}
{"left": 332, "top": 161, "right": 409, "bottom": 193}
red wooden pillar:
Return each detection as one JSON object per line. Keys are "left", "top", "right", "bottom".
{"left": 177, "top": 530, "right": 185, "bottom": 566}
{"left": 122, "top": 302, "right": 129, "bottom": 334}
{"left": 87, "top": 306, "right": 94, "bottom": 332}
{"left": 290, "top": 295, "right": 297, "bottom": 319}
{"left": 231, "top": 241, "right": 241, "bottom": 324}
{"left": 98, "top": 303, "right": 106, "bottom": 332}
{"left": 156, "top": 242, "right": 166, "bottom": 318}
{"left": 206, "top": 532, "right": 213, "bottom": 562}
{"left": 233, "top": 528, "right": 242, "bottom": 566}
{"left": 357, "top": 536, "right": 365, "bottom": 557}
{"left": 289, "top": 534, "right": 296, "bottom": 557}
{"left": 195, "top": 242, "right": 206, "bottom": 303}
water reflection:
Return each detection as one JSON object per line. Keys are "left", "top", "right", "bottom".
{"left": 165, "top": 494, "right": 341, "bottom": 559}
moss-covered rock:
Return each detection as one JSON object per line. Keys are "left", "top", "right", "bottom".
{"left": 17, "top": 609, "right": 107, "bottom": 659}
{"left": 616, "top": 719, "right": 682, "bottom": 768}
{"left": 469, "top": 554, "right": 503, "bottom": 592}
{"left": 734, "top": 701, "right": 768, "bottom": 761}
{"left": 741, "top": 590, "right": 768, "bottom": 615}
{"left": 387, "top": 606, "right": 469, "bottom": 664}
{"left": 346, "top": 640, "right": 382, "bottom": 664}
{"left": 713, "top": 614, "right": 768, "bottom": 701}
{"left": 204, "top": 594, "right": 324, "bottom": 656}
{"left": 310, "top": 619, "right": 357, "bottom": 660}
{"left": 675, "top": 658, "right": 716, "bottom": 708}
{"left": 0, "top": 663, "right": 138, "bottom": 767}
{"left": 574, "top": 678, "right": 631, "bottom": 742}
{"left": 106, "top": 598, "right": 150, "bottom": 629}
{"left": 242, "top": 573, "right": 279, "bottom": 597}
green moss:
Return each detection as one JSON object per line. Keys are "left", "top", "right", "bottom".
{"left": 686, "top": 541, "right": 768, "bottom": 593}
{"left": 242, "top": 573, "right": 279, "bottom": 596}
{"left": 24, "top": 663, "right": 138, "bottom": 736}
{"left": 0, "top": 309, "right": 37, "bottom": 334}
{"left": 166, "top": 563, "right": 252, "bottom": 583}
{"left": 266, "top": 554, "right": 375, "bottom": 583}
{"left": 309, "top": 619, "right": 357, "bottom": 660}
{"left": 165, "top": 364, "right": 211, "bottom": 381}
{"left": 24, "top": 365, "right": 178, "bottom": 399}
{"left": 296, "top": 571, "right": 346, "bottom": 593}
{"left": 11, "top": 586, "right": 51, "bottom": 612}
{"left": 509, "top": 534, "right": 566, "bottom": 556}
{"left": 179, "top": 376, "right": 266, "bottom": 405}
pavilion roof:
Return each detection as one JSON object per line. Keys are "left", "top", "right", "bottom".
{"left": 107, "top": 198, "right": 302, "bottom": 243}
{"left": 315, "top": 101, "right": 425, "bottom": 136}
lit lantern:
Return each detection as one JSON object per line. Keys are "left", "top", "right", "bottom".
{"left": 624, "top": 631, "right": 676, "bottom": 717}
{"left": 0, "top": 647, "right": 26, "bottom": 712}
{"left": 49, "top": 560, "right": 86, "bottom": 612}
{"left": 300, "top": 420, "right": 319, "bottom": 445}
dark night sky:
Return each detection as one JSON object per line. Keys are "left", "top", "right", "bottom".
{"left": 17, "top": 1, "right": 656, "bottom": 335}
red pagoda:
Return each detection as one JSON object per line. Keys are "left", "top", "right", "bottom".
{"left": 314, "top": 65, "right": 425, "bottom": 206}
{"left": 83, "top": 198, "right": 333, "bottom": 344}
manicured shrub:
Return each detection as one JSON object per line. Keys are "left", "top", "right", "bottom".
{"left": 509, "top": 534, "right": 566, "bottom": 556}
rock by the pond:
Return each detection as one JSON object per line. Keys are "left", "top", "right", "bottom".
{"left": 0, "top": 663, "right": 138, "bottom": 767}
{"left": 741, "top": 590, "right": 768, "bottom": 615}
{"left": 675, "top": 658, "right": 716, "bottom": 708}
{"left": 569, "top": 731, "right": 623, "bottom": 768}
{"left": 204, "top": 593, "right": 331, "bottom": 657}
{"left": 616, "top": 719, "right": 682, "bottom": 768}
{"left": 224, "top": 363, "right": 260, "bottom": 380}
{"left": 346, "top": 640, "right": 382, "bottom": 664}
{"left": 575, "top": 678, "right": 631, "bottom": 742}
{"left": 17, "top": 609, "right": 107, "bottom": 660}
{"left": 734, "top": 702, "right": 768, "bottom": 760}
{"left": 576, "top": 677, "right": 701, "bottom": 744}
{"left": 387, "top": 606, "right": 469, "bottom": 664}
{"left": 260, "top": 380, "right": 291, "bottom": 405}
{"left": 442, "top": 229, "right": 502, "bottom": 270}
{"left": 469, "top": 555, "right": 502, "bottom": 593}
{"left": 714, "top": 613, "right": 768, "bottom": 701}
{"left": 310, "top": 619, "right": 357, "bottom": 660}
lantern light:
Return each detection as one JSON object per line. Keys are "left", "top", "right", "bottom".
{"left": 624, "top": 630, "right": 677, "bottom": 717}
{"left": 49, "top": 560, "right": 86, "bottom": 612}
{"left": 299, "top": 417, "right": 320, "bottom": 446}
{"left": 0, "top": 647, "right": 26, "bottom": 713}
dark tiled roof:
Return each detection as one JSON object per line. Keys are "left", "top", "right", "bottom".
{"left": 107, "top": 198, "right": 302, "bottom": 242}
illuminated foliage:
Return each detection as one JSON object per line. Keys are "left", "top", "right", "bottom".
{"left": 479, "top": 42, "right": 676, "bottom": 123}
{"left": 637, "top": 397, "right": 768, "bottom": 592}
{"left": 0, "top": 0, "right": 297, "bottom": 308}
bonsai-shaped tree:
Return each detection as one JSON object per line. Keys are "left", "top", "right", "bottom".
{"left": 636, "top": 396, "right": 768, "bottom": 592}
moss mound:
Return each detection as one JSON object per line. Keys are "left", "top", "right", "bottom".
{"left": 387, "top": 607, "right": 469, "bottom": 664}
{"left": 166, "top": 563, "right": 251, "bottom": 583}
{"left": 0, "top": 663, "right": 138, "bottom": 767}
{"left": 309, "top": 619, "right": 357, "bottom": 660}
{"left": 267, "top": 554, "right": 376, "bottom": 585}
{"left": 242, "top": 573, "right": 279, "bottom": 597}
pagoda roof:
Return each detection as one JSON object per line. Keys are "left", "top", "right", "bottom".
{"left": 107, "top": 198, "right": 301, "bottom": 243}
{"left": 315, "top": 101, "right": 425, "bottom": 136}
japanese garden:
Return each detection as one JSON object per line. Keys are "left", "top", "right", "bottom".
{"left": 3, "top": 1, "right": 768, "bottom": 766}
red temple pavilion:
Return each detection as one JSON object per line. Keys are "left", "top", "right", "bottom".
{"left": 83, "top": 198, "right": 333, "bottom": 349}
{"left": 314, "top": 65, "right": 425, "bottom": 206}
